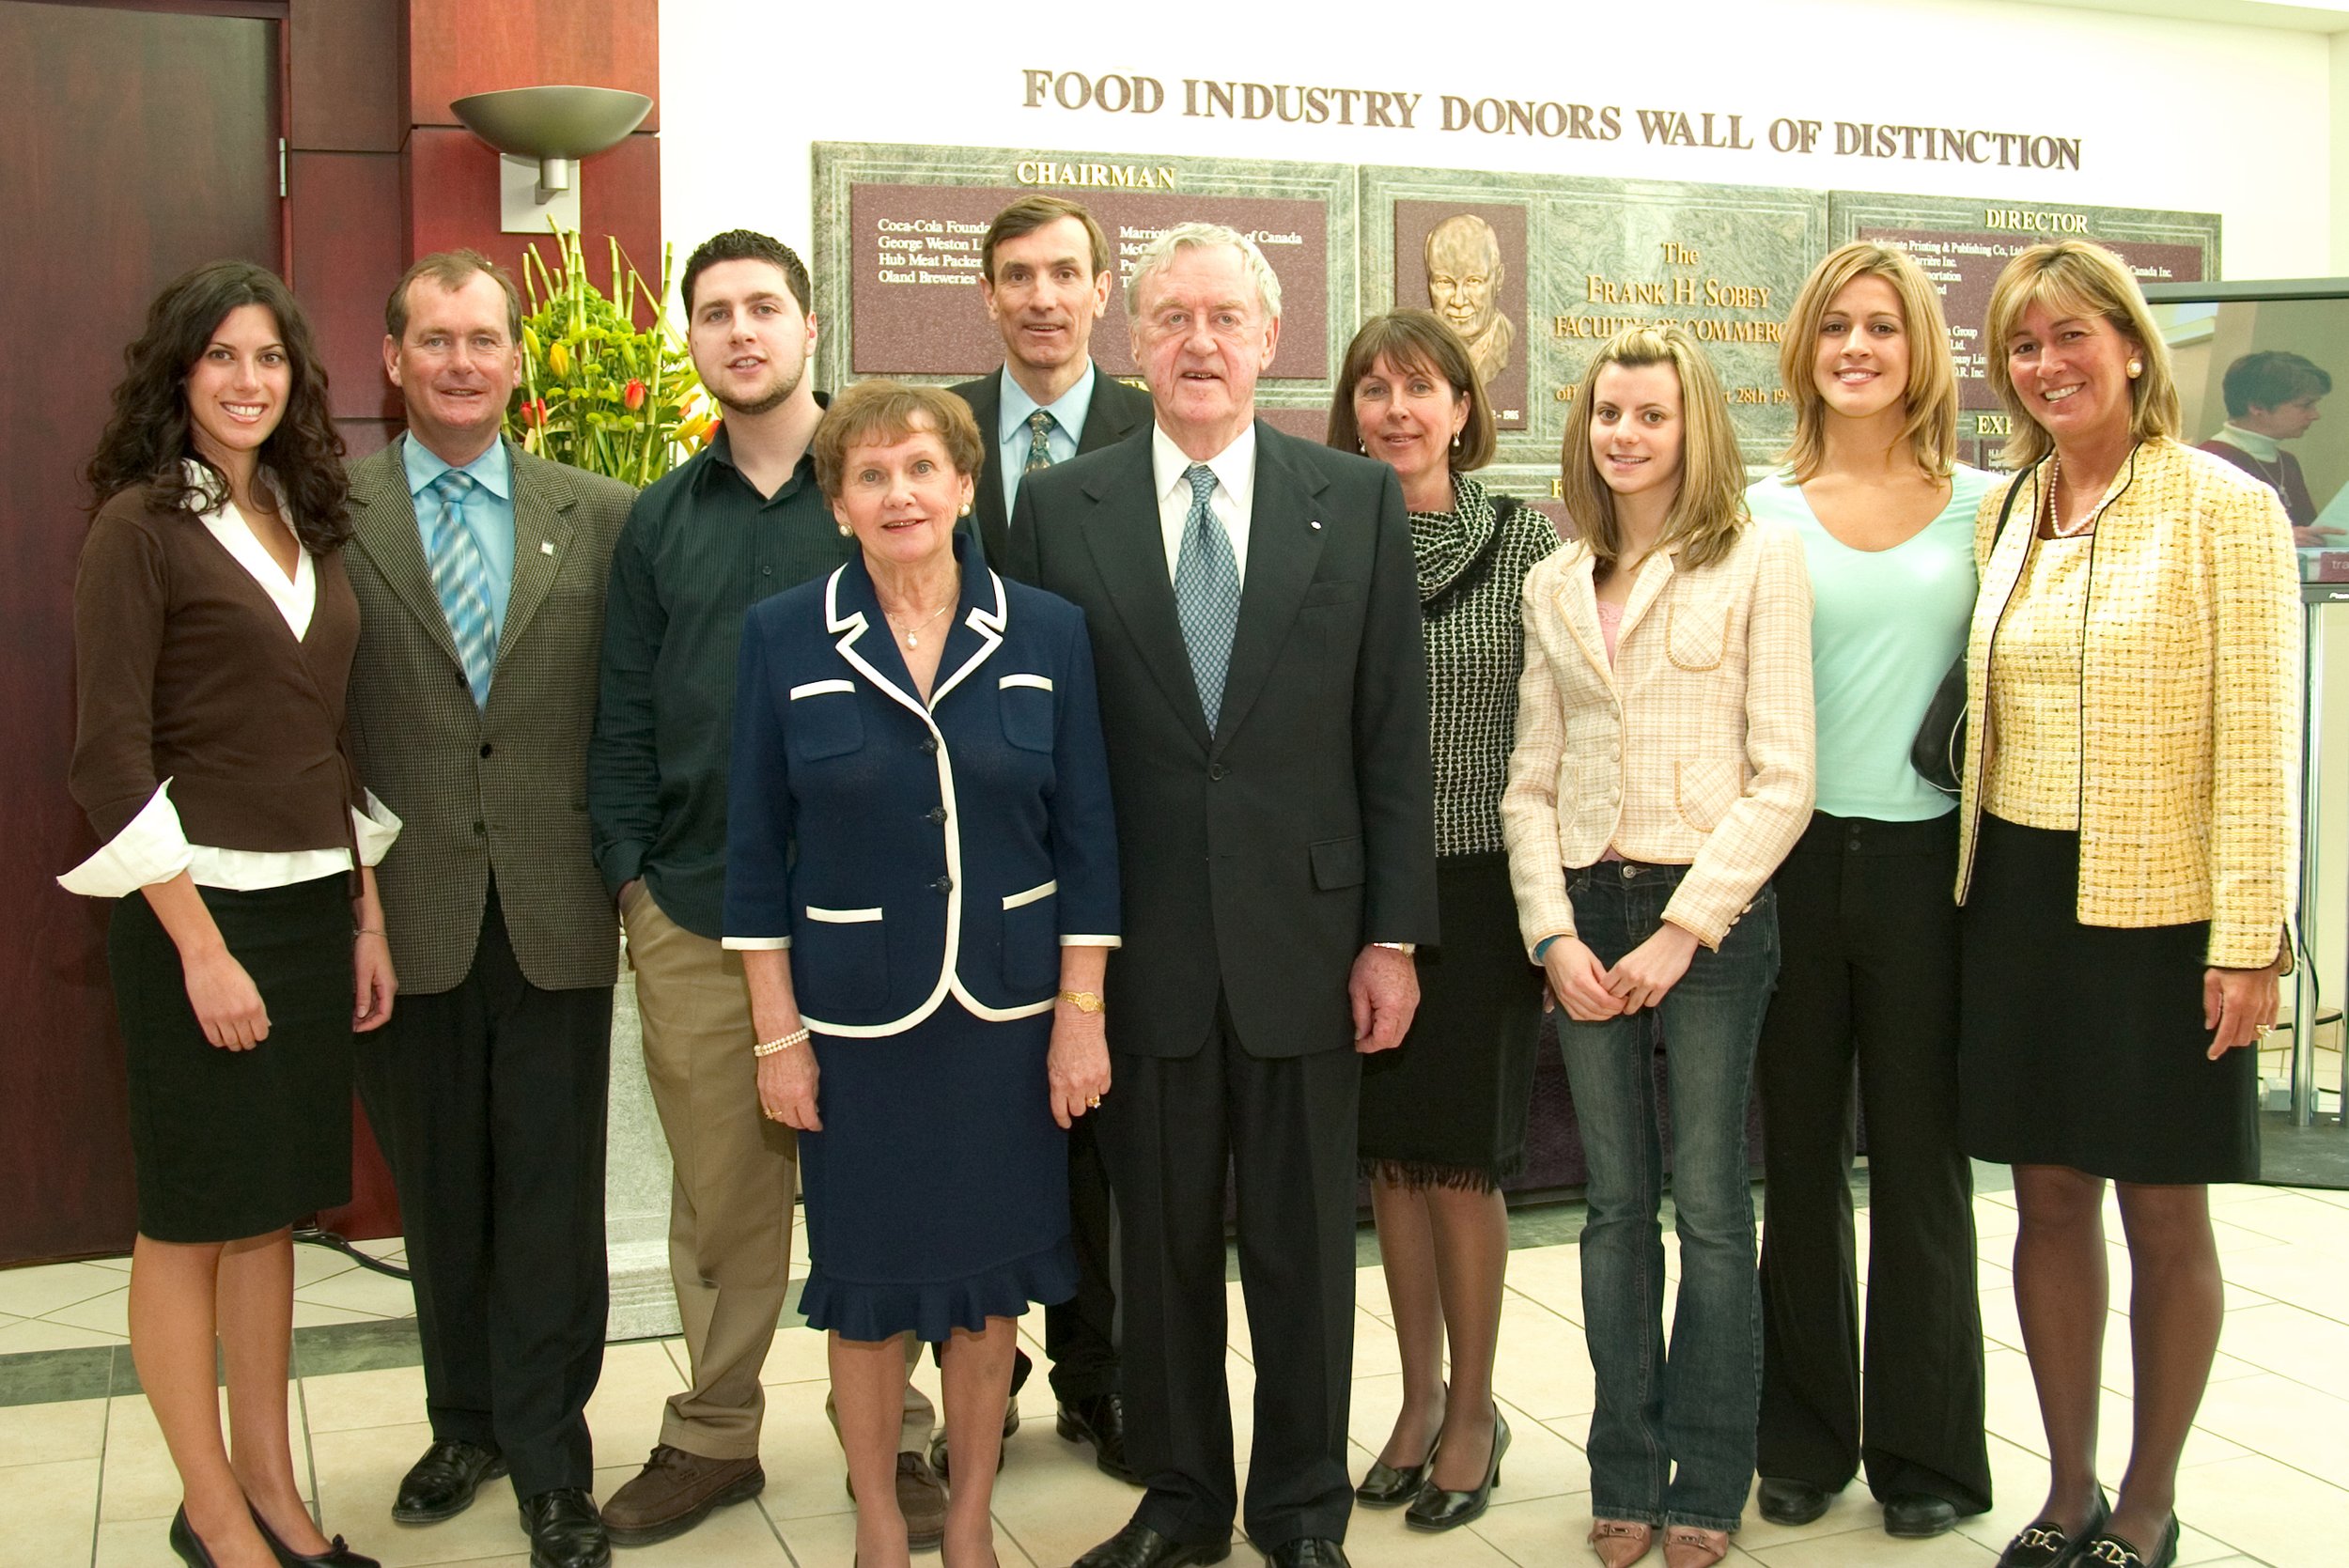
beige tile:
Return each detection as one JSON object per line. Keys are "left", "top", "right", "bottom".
{"left": 2170, "top": 1452, "right": 2349, "bottom": 1568}
{"left": 751, "top": 1380, "right": 855, "bottom": 1521}
{"left": 988, "top": 1446, "right": 1164, "bottom": 1567}
{"left": 1485, "top": 1294, "right": 1590, "bottom": 1422}
{"left": 2212, "top": 1192, "right": 2349, "bottom": 1252}
{"left": 2205, "top": 1242, "right": 2345, "bottom": 1319}
{"left": 308, "top": 1420, "right": 521, "bottom": 1566}
{"left": 1971, "top": 1201, "right": 2020, "bottom": 1242}
{"left": 43, "top": 1284, "right": 131, "bottom": 1337}
{"left": 1732, "top": 1478, "right": 1897, "bottom": 1555}
{"left": 755, "top": 1322, "right": 834, "bottom": 1386}
{"left": 0, "top": 1259, "right": 134, "bottom": 1318}
{"left": 301, "top": 1363, "right": 433, "bottom": 1435}
{"left": 581, "top": 1458, "right": 790, "bottom": 1561}
{"left": 1346, "top": 1509, "right": 1520, "bottom": 1568}
{"left": 89, "top": 1253, "right": 136, "bottom": 1273}
{"left": 1500, "top": 1246, "right": 1583, "bottom": 1320}
{"left": 292, "top": 1300, "right": 397, "bottom": 1329}
{"left": 2189, "top": 1372, "right": 2349, "bottom": 1481}
{"left": 291, "top": 1245, "right": 362, "bottom": 1289}
{"left": 95, "top": 1515, "right": 195, "bottom": 1567}
{"left": 0, "top": 1313, "right": 127, "bottom": 1353}
{"left": 2219, "top": 1298, "right": 2349, "bottom": 1387}
{"left": 294, "top": 1265, "right": 421, "bottom": 1319}
{"left": 101, "top": 1389, "right": 314, "bottom": 1522}
{"left": 0, "top": 1456, "right": 101, "bottom": 1564}
{"left": 0, "top": 1393, "right": 107, "bottom": 1467}
{"left": 1750, "top": 1523, "right": 1996, "bottom": 1563}
{"left": 581, "top": 1340, "right": 688, "bottom": 1461}
{"left": 1342, "top": 1375, "right": 1587, "bottom": 1505}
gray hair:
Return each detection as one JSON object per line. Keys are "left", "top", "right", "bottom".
{"left": 1123, "top": 222, "right": 1284, "bottom": 322}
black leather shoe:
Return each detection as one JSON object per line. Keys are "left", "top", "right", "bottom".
{"left": 1057, "top": 1392, "right": 1141, "bottom": 1485}
{"left": 1068, "top": 1519, "right": 1232, "bottom": 1568}
{"left": 1756, "top": 1477, "right": 1829, "bottom": 1527}
{"left": 1353, "top": 1447, "right": 1436, "bottom": 1507}
{"left": 928, "top": 1397, "right": 1022, "bottom": 1482}
{"left": 1261, "top": 1541, "right": 1350, "bottom": 1568}
{"left": 252, "top": 1503, "right": 381, "bottom": 1566}
{"left": 1997, "top": 1494, "right": 2111, "bottom": 1568}
{"left": 2077, "top": 1514, "right": 2179, "bottom": 1568}
{"left": 168, "top": 1508, "right": 219, "bottom": 1568}
{"left": 391, "top": 1440, "right": 507, "bottom": 1525}
{"left": 1884, "top": 1492, "right": 1959, "bottom": 1540}
{"left": 518, "top": 1487, "right": 610, "bottom": 1568}
{"left": 1405, "top": 1411, "right": 1507, "bottom": 1531}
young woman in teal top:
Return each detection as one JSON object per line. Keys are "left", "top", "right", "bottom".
{"left": 1742, "top": 241, "right": 1995, "bottom": 1542}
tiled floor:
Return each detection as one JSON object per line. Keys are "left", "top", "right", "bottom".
{"left": 5, "top": 1180, "right": 2348, "bottom": 1567}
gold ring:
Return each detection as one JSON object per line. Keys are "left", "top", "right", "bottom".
{"left": 1087, "top": 1095, "right": 1102, "bottom": 1109}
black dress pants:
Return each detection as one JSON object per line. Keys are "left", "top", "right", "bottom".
{"left": 1101, "top": 1001, "right": 1360, "bottom": 1549}
{"left": 356, "top": 887, "right": 614, "bottom": 1498}
{"left": 1045, "top": 1113, "right": 1120, "bottom": 1402}
{"left": 1755, "top": 813, "right": 1991, "bottom": 1513}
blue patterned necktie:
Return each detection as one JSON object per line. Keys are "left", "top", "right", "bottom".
{"left": 426, "top": 469, "right": 496, "bottom": 706}
{"left": 1173, "top": 462, "right": 1240, "bottom": 731}
{"left": 1024, "top": 409, "right": 1058, "bottom": 473}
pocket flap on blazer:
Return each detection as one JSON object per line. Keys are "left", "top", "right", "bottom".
{"left": 789, "top": 678, "right": 856, "bottom": 701}
{"left": 1309, "top": 835, "right": 1366, "bottom": 890}
{"left": 1003, "top": 879, "right": 1058, "bottom": 910}
{"left": 1000, "top": 673, "right": 1053, "bottom": 691}
{"left": 804, "top": 904, "right": 883, "bottom": 924}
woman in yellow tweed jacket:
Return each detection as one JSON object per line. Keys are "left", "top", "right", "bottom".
{"left": 1958, "top": 241, "right": 2297, "bottom": 1568}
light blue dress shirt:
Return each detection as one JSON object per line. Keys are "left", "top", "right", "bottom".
{"left": 402, "top": 433, "right": 518, "bottom": 645}
{"left": 997, "top": 365, "right": 1096, "bottom": 518}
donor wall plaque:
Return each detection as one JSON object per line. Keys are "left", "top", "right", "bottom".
{"left": 1829, "top": 191, "right": 2218, "bottom": 462}
{"left": 1364, "top": 167, "right": 1829, "bottom": 469}
{"left": 814, "top": 142, "right": 1352, "bottom": 421}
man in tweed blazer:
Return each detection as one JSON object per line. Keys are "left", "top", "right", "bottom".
{"left": 345, "top": 252, "right": 633, "bottom": 1568}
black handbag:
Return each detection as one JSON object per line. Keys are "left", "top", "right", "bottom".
{"left": 1911, "top": 474, "right": 2028, "bottom": 796}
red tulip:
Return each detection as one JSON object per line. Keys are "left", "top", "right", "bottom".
{"left": 623, "top": 379, "right": 646, "bottom": 411}
{"left": 521, "top": 396, "right": 548, "bottom": 427}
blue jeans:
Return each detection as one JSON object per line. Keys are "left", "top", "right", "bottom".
{"left": 1559, "top": 862, "right": 1777, "bottom": 1531}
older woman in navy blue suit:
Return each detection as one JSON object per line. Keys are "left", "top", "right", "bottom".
{"left": 724, "top": 380, "right": 1118, "bottom": 1568}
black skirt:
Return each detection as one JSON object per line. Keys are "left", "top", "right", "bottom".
{"left": 110, "top": 876, "right": 356, "bottom": 1242}
{"left": 1360, "top": 850, "right": 1546, "bottom": 1189}
{"left": 1958, "top": 815, "right": 2258, "bottom": 1185}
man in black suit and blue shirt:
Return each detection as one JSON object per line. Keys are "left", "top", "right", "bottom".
{"left": 1005, "top": 224, "right": 1439, "bottom": 1568}
{"left": 948, "top": 195, "right": 1152, "bottom": 1486}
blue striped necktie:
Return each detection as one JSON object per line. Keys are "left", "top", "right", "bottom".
{"left": 1173, "top": 463, "right": 1240, "bottom": 731}
{"left": 426, "top": 469, "right": 496, "bottom": 706}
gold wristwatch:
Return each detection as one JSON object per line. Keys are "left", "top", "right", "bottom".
{"left": 1058, "top": 989, "right": 1106, "bottom": 1014}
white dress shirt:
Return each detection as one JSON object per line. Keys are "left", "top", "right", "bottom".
{"left": 1151, "top": 423, "right": 1254, "bottom": 590}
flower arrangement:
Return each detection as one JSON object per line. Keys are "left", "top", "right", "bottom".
{"left": 507, "top": 230, "right": 716, "bottom": 486}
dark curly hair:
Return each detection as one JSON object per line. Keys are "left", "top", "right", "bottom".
{"left": 86, "top": 260, "right": 350, "bottom": 551}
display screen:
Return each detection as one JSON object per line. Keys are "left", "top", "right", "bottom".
{"left": 2147, "top": 290, "right": 2349, "bottom": 580}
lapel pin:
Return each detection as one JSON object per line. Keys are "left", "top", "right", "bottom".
{"left": 540, "top": 540, "right": 556, "bottom": 555}
{"left": 1309, "top": 519, "right": 1322, "bottom": 531}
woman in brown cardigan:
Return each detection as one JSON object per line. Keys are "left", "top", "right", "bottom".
{"left": 64, "top": 262, "right": 397, "bottom": 1568}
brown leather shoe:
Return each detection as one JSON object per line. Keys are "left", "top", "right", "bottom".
{"left": 599, "top": 1445, "right": 764, "bottom": 1546}
{"left": 845, "top": 1452, "right": 947, "bottom": 1549}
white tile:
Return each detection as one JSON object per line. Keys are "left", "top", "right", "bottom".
{"left": 293, "top": 1265, "right": 421, "bottom": 1319}
{"left": 42, "top": 1285, "right": 131, "bottom": 1337}
{"left": 101, "top": 1389, "right": 313, "bottom": 1523}
{"left": 308, "top": 1420, "right": 519, "bottom": 1566}
{"left": 0, "top": 1395, "right": 108, "bottom": 1467}
{"left": 1750, "top": 1523, "right": 1996, "bottom": 1563}
{"left": 302, "top": 1364, "right": 434, "bottom": 1435}
{"left": 0, "top": 1260, "right": 135, "bottom": 1318}
{"left": 0, "top": 1456, "right": 100, "bottom": 1565}
{"left": 291, "top": 1300, "right": 396, "bottom": 1329}
{"left": 0, "top": 1315, "right": 129, "bottom": 1353}
{"left": 2170, "top": 1452, "right": 2349, "bottom": 1568}
{"left": 2189, "top": 1372, "right": 2349, "bottom": 1482}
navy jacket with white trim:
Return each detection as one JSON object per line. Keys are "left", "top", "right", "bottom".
{"left": 723, "top": 539, "right": 1120, "bottom": 1036}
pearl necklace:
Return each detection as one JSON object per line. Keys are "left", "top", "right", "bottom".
{"left": 2044, "top": 456, "right": 2106, "bottom": 538}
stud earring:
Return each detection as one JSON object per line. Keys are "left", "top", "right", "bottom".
{"left": 836, "top": 522, "right": 852, "bottom": 537}
{"left": 2127, "top": 359, "right": 2143, "bottom": 378}
{"left": 958, "top": 503, "right": 972, "bottom": 517}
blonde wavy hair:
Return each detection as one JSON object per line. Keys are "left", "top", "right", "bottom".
{"left": 1561, "top": 323, "right": 1748, "bottom": 572}
{"left": 1983, "top": 240, "right": 2181, "bottom": 469}
{"left": 1776, "top": 241, "right": 1958, "bottom": 482}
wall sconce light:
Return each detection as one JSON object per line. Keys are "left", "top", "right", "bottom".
{"left": 450, "top": 85, "right": 654, "bottom": 234}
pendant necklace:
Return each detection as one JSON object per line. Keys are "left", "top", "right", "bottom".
{"left": 887, "top": 599, "right": 953, "bottom": 648}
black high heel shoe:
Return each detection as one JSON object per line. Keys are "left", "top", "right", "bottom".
{"left": 1404, "top": 1411, "right": 1509, "bottom": 1532}
{"left": 250, "top": 1502, "right": 381, "bottom": 1568}
{"left": 169, "top": 1507, "right": 219, "bottom": 1568}
{"left": 1354, "top": 1443, "right": 1439, "bottom": 1508}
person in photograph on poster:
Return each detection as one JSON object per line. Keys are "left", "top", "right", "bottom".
{"left": 2197, "top": 350, "right": 2341, "bottom": 546}
{"left": 1395, "top": 202, "right": 1529, "bottom": 432}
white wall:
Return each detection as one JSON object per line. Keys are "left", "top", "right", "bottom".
{"left": 661, "top": 0, "right": 2336, "bottom": 292}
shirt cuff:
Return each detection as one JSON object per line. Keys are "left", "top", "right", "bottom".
{"left": 721, "top": 936, "right": 791, "bottom": 951}
{"left": 1058, "top": 935, "right": 1122, "bottom": 947}
{"left": 57, "top": 782, "right": 194, "bottom": 898}
{"left": 352, "top": 791, "right": 402, "bottom": 867}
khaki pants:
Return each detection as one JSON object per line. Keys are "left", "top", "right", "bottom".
{"left": 624, "top": 884, "right": 801, "bottom": 1459}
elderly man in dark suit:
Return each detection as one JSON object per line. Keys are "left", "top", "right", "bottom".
{"left": 345, "top": 249, "right": 634, "bottom": 1568}
{"left": 944, "top": 194, "right": 1152, "bottom": 1485}
{"left": 1005, "top": 224, "right": 1439, "bottom": 1568}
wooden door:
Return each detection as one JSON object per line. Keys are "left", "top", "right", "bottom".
{"left": 0, "top": 1, "right": 282, "bottom": 1263}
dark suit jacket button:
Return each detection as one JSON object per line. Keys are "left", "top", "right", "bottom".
{"left": 931, "top": 876, "right": 953, "bottom": 893}
{"left": 472, "top": 820, "right": 486, "bottom": 836}
{"left": 1208, "top": 763, "right": 1227, "bottom": 781}
{"left": 927, "top": 806, "right": 948, "bottom": 825}
{"left": 919, "top": 737, "right": 940, "bottom": 754}
{"left": 479, "top": 743, "right": 492, "bottom": 758}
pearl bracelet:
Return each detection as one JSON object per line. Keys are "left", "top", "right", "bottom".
{"left": 753, "top": 1028, "right": 810, "bottom": 1058}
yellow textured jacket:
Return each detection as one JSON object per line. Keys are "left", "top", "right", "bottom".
{"left": 1502, "top": 520, "right": 1815, "bottom": 953}
{"left": 1956, "top": 438, "right": 2300, "bottom": 969}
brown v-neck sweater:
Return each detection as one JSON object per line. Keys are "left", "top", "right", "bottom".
{"left": 70, "top": 483, "right": 366, "bottom": 855}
